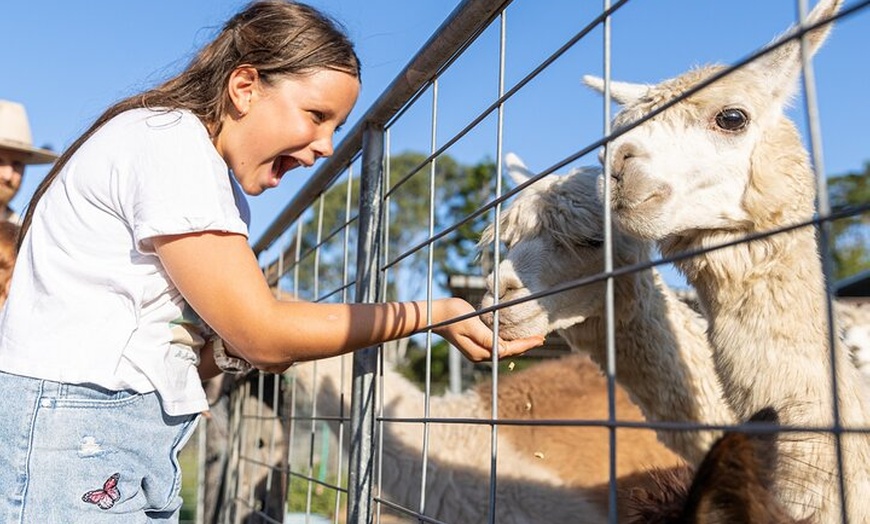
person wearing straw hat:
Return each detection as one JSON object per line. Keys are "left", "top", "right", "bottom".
{"left": 0, "top": 100, "right": 58, "bottom": 224}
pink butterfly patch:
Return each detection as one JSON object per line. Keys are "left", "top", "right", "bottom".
{"left": 81, "top": 472, "right": 121, "bottom": 510}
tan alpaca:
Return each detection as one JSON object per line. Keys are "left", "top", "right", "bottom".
{"left": 585, "top": 0, "right": 870, "bottom": 520}
{"left": 291, "top": 352, "right": 681, "bottom": 523}
{"left": 479, "top": 154, "right": 734, "bottom": 466}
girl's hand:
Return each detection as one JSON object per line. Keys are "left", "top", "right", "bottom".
{"left": 432, "top": 297, "right": 544, "bottom": 362}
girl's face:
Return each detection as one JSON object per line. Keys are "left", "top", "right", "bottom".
{"left": 216, "top": 68, "right": 359, "bottom": 196}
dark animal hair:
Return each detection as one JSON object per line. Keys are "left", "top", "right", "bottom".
{"left": 628, "top": 407, "right": 811, "bottom": 524}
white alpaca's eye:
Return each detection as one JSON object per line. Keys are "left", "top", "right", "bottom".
{"left": 715, "top": 108, "right": 749, "bottom": 132}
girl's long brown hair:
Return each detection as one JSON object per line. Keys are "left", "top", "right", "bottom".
{"left": 19, "top": 0, "right": 360, "bottom": 248}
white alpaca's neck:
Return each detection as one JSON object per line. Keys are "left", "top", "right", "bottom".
{"left": 665, "top": 220, "right": 870, "bottom": 521}
{"left": 672, "top": 227, "right": 859, "bottom": 422}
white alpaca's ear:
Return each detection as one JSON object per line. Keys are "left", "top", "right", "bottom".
{"left": 504, "top": 152, "right": 533, "bottom": 187}
{"left": 582, "top": 75, "right": 649, "bottom": 105}
{"left": 747, "top": 0, "right": 842, "bottom": 106}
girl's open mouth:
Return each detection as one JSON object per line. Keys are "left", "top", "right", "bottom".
{"left": 270, "top": 156, "right": 299, "bottom": 186}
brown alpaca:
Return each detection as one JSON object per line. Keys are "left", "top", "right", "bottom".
{"left": 477, "top": 353, "right": 682, "bottom": 492}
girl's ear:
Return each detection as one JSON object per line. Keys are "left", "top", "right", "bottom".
{"left": 227, "top": 66, "right": 260, "bottom": 117}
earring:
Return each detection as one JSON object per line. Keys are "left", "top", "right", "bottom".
{"left": 239, "top": 96, "right": 251, "bottom": 118}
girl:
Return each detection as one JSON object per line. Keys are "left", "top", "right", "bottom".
{"left": 0, "top": 1, "right": 542, "bottom": 521}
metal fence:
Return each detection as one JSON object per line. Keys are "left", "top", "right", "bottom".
{"left": 202, "top": 1, "right": 870, "bottom": 522}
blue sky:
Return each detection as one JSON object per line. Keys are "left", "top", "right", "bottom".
{"left": 3, "top": 1, "right": 868, "bottom": 263}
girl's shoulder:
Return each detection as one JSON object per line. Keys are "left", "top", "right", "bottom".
{"left": 104, "top": 108, "right": 206, "bottom": 137}
{"left": 86, "top": 109, "right": 213, "bottom": 159}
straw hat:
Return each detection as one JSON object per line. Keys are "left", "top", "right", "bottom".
{"left": 0, "top": 100, "right": 59, "bottom": 165}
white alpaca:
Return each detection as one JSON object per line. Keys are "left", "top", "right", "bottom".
{"left": 290, "top": 351, "right": 682, "bottom": 523}
{"left": 584, "top": 0, "right": 870, "bottom": 520}
{"left": 479, "top": 154, "right": 734, "bottom": 466}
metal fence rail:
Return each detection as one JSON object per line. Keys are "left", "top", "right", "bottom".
{"left": 204, "top": 1, "right": 870, "bottom": 523}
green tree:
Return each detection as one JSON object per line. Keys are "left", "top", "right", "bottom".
{"left": 828, "top": 162, "right": 870, "bottom": 281}
{"left": 282, "top": 151, "right": 496, "bottom": 303}
{"left": 383, "top": 151, "right": 495, "bottom": 296}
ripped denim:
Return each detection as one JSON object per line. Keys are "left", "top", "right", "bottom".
{"left": 0, "top": 371, "right": 199, "bottom": 523}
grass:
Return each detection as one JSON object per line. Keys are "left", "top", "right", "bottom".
{"left": 176, "top": 423, "right": 342, "bottom": 523}
{"left": 178, "top": 425, "right": 202, "bottom": 523}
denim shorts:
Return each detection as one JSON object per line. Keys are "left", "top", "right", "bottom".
{"left": 0, "top": 371, "right": 199, "bottom": 523}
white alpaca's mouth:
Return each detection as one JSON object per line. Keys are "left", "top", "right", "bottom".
{"left": 612, "top": 181, "right": 672, "bottom": 214}
{"left": 480, "top": 294, "right": 549, "bottom": 341}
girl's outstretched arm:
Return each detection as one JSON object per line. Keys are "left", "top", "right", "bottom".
{"left": 154, "top": 231, "right": 542, "bottom": 372}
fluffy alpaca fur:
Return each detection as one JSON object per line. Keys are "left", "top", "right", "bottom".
{"left": 479, "top": 154, "right": 734, "bottom": 466}
{"left": 679, "top": 288, "right": 870, "bottom": 385}
{"left": 290, "top": 352, "right": 682, "bottom": 523}
{"left": 585, "top": 0, "right": 870, "bottom": 520}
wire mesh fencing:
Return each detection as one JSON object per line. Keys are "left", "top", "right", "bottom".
{"left": 203, "top": 1, "right": 870, "bottom": 523}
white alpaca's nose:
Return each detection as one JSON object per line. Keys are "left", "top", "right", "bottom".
{"left": 604, "top": 142, "right": 640, "bottom": 182}
{"left": 487, "top": 268, "right": 523, "bottom": 301}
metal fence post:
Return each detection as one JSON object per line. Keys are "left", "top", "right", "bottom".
{"left": 346, "top": 123, "right": 385, "bottom": 524}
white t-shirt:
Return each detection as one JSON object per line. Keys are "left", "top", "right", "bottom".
{"left": 0, "top": 108, "right": 250, "bottom": 416}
